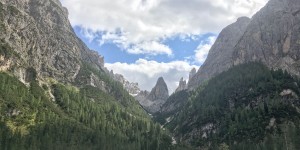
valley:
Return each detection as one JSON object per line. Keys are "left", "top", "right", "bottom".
{"left": 1, "top": 0, "right": 300, "bottom": 149}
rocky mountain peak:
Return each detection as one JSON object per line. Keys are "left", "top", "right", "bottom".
{"left": 134, "top": 77, "right": 169, "bottom": 114}
{"left": 0, "top": 0, "right": 105, "bottom": 86}
{"left": 188, "top": 0, "right": 300, "bottom": 90}
{"left": 147, "top": 77, "right": 169, "bottom": 101}
{"left": 188, "top": 16, "right": 251, "bottom": 89}
{"left": 236, "top": 16, "right": 250, "bottom": 24}
{"left": 175, "top": 77, "right": 187, "bottom": 93}
{"left": 189, "top": 68, "right": 197, "bottom": 80}
{"left": 233, "top": 0, "right": 300, "bottom": 77}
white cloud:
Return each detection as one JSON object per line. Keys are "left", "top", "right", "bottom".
{"left": 127, "top": 41, "right": 172, "bottom": 56}
{"left": 61, "top": 0, "right": 268, "bottom": 55}
{"left": 105, "top": 59, "right": 198, "bottom": 93}
{"left": 194, "top": 36, "right": 217, "bottom": 64}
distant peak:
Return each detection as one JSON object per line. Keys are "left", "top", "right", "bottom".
{"left": 180, "top": 77, "right": 184, "bottom": 81}
{"left": 157, "top": 77, "right": 166, "bottom": 85}
{"left": 175, "top": 77, "right": 187, "bottom": 93}
{"left": 189, "top": 68, "right": 197, "bottom": 80}
{"left": 237, "top": 16, "right": 250, "bottom": 22}
{"left": 148, "top": 77, "right": 169, "bottom": 100}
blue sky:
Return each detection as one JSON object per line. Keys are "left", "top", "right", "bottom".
{"left": 74, "top": 26, "right": 216, "bottom": 64}
{"left": 61, "top": 0, "right": 268, "bottom": 93}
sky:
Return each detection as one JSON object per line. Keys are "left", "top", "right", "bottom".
{"left": 61, "top": 0, "right": 268, "bottom": 93}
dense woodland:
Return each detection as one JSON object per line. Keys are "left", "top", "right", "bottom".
{"left": 155, "top": 90, "right": 189, "bottom": 125}
{"left": 0, "top": 65, "right": 173, "bottom": 150}
{"left": 0, "top": 35, "right": 177, "bottom": 149}
{"left": 163, "top": 62, "right": 300, "bottom": 150}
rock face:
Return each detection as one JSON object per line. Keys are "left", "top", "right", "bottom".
{"left": 175, "top": 77, "right": 187, "bottom": 93}
{"left": 135, "top": 90, "right": 150, "bottom": 106}
{"left": 136, "top": 77, "right": 169, "bottom": 114}
{"left": 233, "top": 0, "right": 300, "bottom": 77}
{"left": 189, "top": 68, "right": 197, "bottom": 80}
{"left": 148, "top": 77, "right": 169, "bottom": 101}
{"left": 123, "top": 81, "right": 140, "bottom": 96}
{"left": 111, "top": 72, "right": 141, "bottom": 96}
{"left": 188, "top": 17, "right": 251, "bottom": 89}
{"left": 0, "top": 0, "right": 104, "bottom": 84}
{"left": 189, "top": 0, "right": 300, "bottom": 90}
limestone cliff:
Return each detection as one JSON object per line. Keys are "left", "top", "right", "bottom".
{"left": 189, "top": 0, "right": 300, "bottom": 90}
{"left": 0, "top": 0, "right": 104, "bottom": 85}
{"left": 233, "top": 0, "right": 300, "bottom": 77}
{"left": 188, "top": 17, "right": 250, "bottom": 89}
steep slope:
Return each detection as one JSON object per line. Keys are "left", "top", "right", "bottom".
{"left": 0, "top": 0, "right": 174, "bottom": 149}
{"left": 189, "top": 0, "right": 300, "bottom": 90}
{"left": 0, "top": 72, "right": 173, "bottom": 150}
{"left": 166, "top": 63, "right": 300, "bottom": 149}
{"left": 188, "top": 17, "right": 250, "bottom": 89}
{"left": 162, "top": 0, "right": 300, "bottom": 149}
{"left": 0, "top": 0, "right": 104, "bottom": 84}
{"left": 233, "top": 0, "right": 300, "bottom": 78}
{"left": 155, "top": 90, "right": 189, "bottom": 125}
{"left": 136, "top": 77, "right": 169, "bottom": 114}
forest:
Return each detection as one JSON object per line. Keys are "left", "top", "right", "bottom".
{"left": 0, "top": 67, "right": 173, "bottom": 150}
{"left": 163, "top": 62, "right": 300, "bottom": 150}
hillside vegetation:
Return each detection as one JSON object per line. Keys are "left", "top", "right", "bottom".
{"left": 0, "top": 69, "right": 173, "bottom": 150}
{"left": 165, "top": 62, "right": 300, "bottom": 150}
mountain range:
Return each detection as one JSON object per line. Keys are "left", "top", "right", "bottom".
{"left": 0, "top": 0, "right": 173, "bottom": 149}
{"left": 1, "top": 0, "right": 300, "bottom": 149}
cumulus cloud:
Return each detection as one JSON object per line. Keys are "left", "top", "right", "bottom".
{"left": 105, "top": 59, "right": 198, "bottom": 93}
{"left": 127, "top": 41, "right": 173, "bottom": 56}
{"left": 61, "top": 0, "right": 268, "bottom": 55}
{"left": 61, "top": 0, "right": 269, "bottom": 93}
{"left": 194, "top": 36, "right": 217, "bottom": 64}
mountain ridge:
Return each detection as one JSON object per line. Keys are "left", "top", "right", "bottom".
{"left": 0, "top": 0, "right": 174, "bottom": 149}
{"left": 189, "top": 0, "right": 300, "bottom": 90}
{"left": 188, "top": 16, "right": 251, "bottom": 89}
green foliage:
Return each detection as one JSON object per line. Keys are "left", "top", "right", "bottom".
{"left": 0, "top": 72, "right": 173, "bottom": 149}
{"left": 25, "top": 68, "right": 37, "bottom": 82}
{"left": 165, "top": 62, "right": 300, "bottom": 149}
{"left": 154, "top": 90, "right": 189, "bottom": 124}
{"left": 0, "top": 2, "right": 4, "bottom": 32}
{"left": 219, "top": 143, "right": 229, "bottom": 150}
{"left": 75, "top": 62, "right": 143, "bottom": 111}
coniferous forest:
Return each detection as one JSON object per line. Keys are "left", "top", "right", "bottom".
{"left": 1, "top": 0, "right": 300, "bottom": 149}
{"left": 161, "top": 63, "right": 300, "bottom": 149}
{"left": 0, "top": 69, "right": 173, "bottom": 150}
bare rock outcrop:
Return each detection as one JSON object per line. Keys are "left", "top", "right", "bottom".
{"left": 0, "top": 0, "right": 104, "bottom": 84}
{"left": 189, "top": 0, "right": 300, "bottom": 90}
{"left": 136, "top": 77, "right": 169, "bottom": 114}
{"left": 233, "top": 0, "right": 300, "bottom": 77}
{"left": 175, "top": 77, "right": 187, "bottom": 93}
{"left": 188, "top": 17, "right": 250, "bottom": 89}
